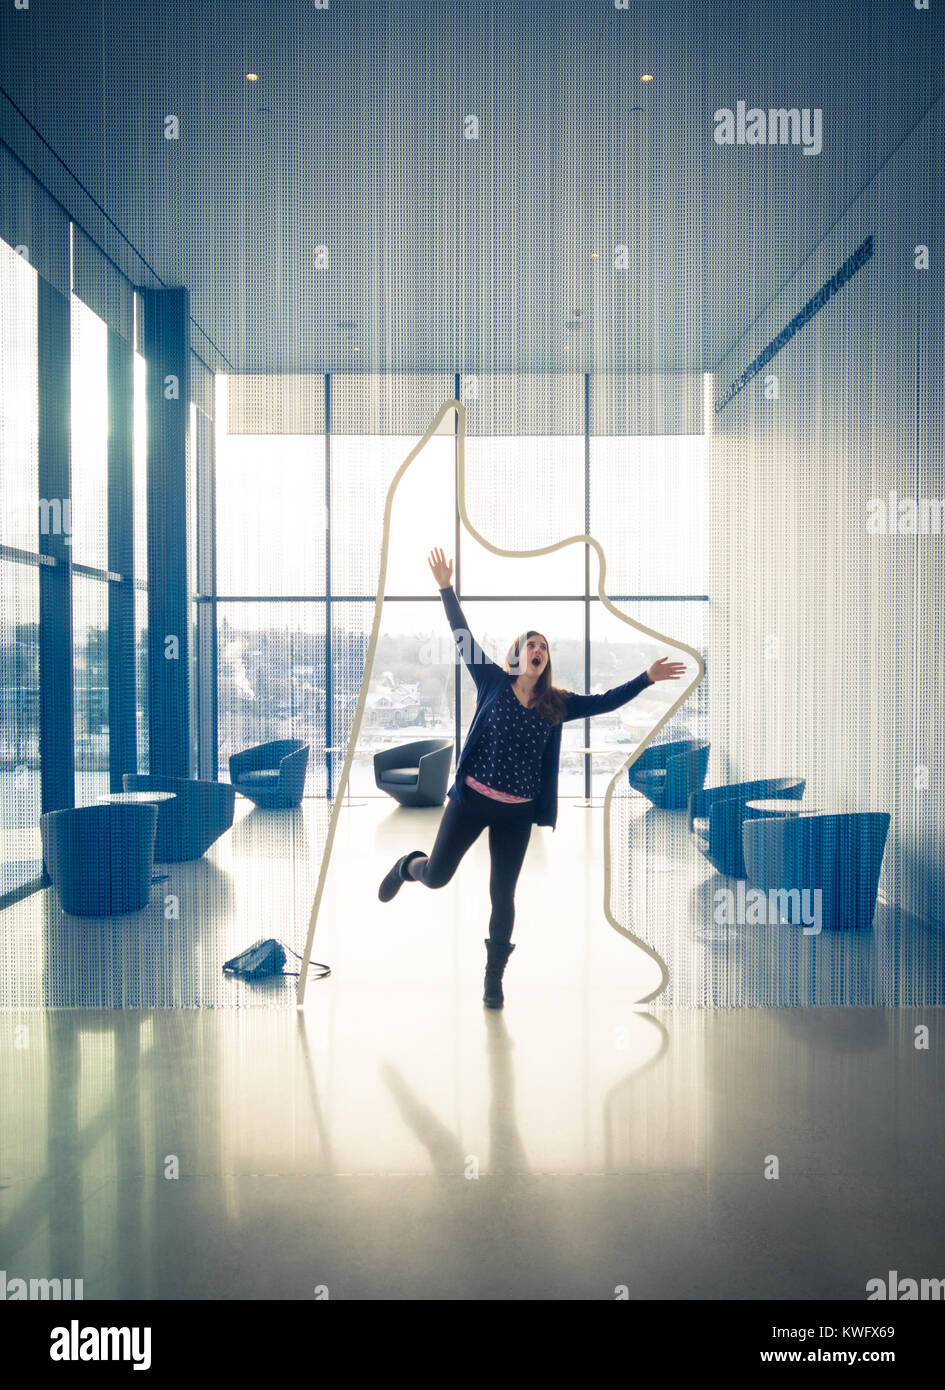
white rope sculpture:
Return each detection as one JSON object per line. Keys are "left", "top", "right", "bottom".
{"left": 296, "top": 399, "right": 705, "bottom": 1005}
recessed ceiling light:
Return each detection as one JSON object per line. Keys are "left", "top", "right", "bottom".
{"left": 246, "top": 73, "right": 259, "bottom": 82}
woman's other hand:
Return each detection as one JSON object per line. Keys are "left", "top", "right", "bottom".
{"left": 647, "top": 657, "right": 687, "bottom": 683}
{"left": 428, "top": 547, "right": 453, "bottom": 589}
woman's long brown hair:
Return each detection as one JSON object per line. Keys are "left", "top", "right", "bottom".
{"left": 503, "top": 631, "right": 569, "bottom": 726}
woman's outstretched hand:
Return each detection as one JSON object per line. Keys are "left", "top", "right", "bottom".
{"left": 647, "top": 657, "right": 687, "bottom": 683}
{"left": 428, "top": 547, "right": 453, "bottom": 589}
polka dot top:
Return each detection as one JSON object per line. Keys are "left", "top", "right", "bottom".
{"left": 463, "top": 680, "right": 554, "bottom": 800}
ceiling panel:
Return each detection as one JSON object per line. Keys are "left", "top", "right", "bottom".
{"left": 0, "top": 0, "right": 941, "bottom": 373}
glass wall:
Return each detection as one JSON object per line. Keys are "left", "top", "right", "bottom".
{"left": 216, "top": 601, "right": 326, "bottom": 785}
{"left": 214, "top": 376, "right": 327, "bottom": 794}
{"left": 462, "top": 436, "right": 586, "bottom": 596}
{"left": 72, "top": 572, "right": 109, "bottom": 804}
{"left": 0, "top": 238, "right": 42, "bottom": 895}
{"left": 329, "top": 430, "right": 454, "bottom": 794}
{"left": 0, "top": 562, "right": 41, "bottom": 894}
{"left": 589, "top": 434, "right": 708, "bottom": 595}
{"left": 188, "top": 400, "right": 201, "bottom": 778}
{"left": 212, "top": 376, "right": 709, "bottom": 799}
{"left": 587, "top": 598, "right": 708, "bottom": 794}
{"left": 70, "top": 294, "right": 110, "bottom": 802}
{"left": 331, "top": 599, "right": 456, "bottom": 797}
{"left": 216, "top": 430, "right": 325, "bottom": 597}
{"left": 0, "top": 200, "right": 170, "bottom": 906}
{"left": 69, "top": 297, "right": 109, "bottom": 570}
{"left": 133, "top": 347, "right": 149, "bottom": 773}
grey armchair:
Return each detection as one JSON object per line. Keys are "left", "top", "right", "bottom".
{"left": 229, "top": 740, "right": 310, "bottom": 808}
{"left": 374, "top": 738, "right": 454, "bottom": 808}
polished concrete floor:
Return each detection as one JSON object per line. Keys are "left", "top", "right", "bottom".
{"left": 0, "top": 797, "right": 943, "bottom": 1298}
{"left": 1, "top": 1005, "right": 942, "bottom": 1299}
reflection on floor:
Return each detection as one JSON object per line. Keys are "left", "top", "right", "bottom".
{"left": 0, "top": 794, "right": 940, "bottom": 1008}
{"left": 1, "top": 797, "right": 942, "bottom": 1298}
{"left": 0, "top": 1005, "right": 941, "bottom": 1299}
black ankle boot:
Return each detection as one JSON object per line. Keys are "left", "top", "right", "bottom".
{"left": 378, "top": 851, "right": 425, "bottom": 903}
{"left": 483, "top": 938, "right": 515, "bottom": 1009}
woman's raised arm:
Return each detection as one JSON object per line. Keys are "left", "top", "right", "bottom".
{"left": 428, "top": 547, "right": 500, "bottom": 689}
{"left": 562, "top": 657, "right": 686, "bottom": 721}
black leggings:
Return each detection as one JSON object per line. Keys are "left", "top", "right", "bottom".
{"left": 405, "top": 787, "right": 534, "bottom": 944}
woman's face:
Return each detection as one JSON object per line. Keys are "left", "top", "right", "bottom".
{"left": 515, "top": 633, "right": 549, "bottom": 678}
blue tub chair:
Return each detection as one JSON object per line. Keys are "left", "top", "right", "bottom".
{"left": 628, "top": 738, "right": 710, "bottom": 809}
{"left": 689, "top": 777, "right": 806, "bottom": 878}
{"left": 123, "top": 774, "right": 236, "bottom": 861}
{"left": 41, "top": 803, "right": 158, "bottom": 916}
{"left": 742, "top": 811, "right": 891, "bottom": 931}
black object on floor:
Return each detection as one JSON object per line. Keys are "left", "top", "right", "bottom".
{"left": 223, "top": 938, "right": 330, "bottom": 981}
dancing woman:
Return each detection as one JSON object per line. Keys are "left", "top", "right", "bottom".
{"left": 378, "top": 547, "right": 685, "bottom": 1007}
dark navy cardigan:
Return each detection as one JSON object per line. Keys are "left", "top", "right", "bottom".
{"left": 439, "top": 586, "right": 653, "bottom": 830}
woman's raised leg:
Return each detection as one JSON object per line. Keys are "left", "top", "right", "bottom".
{"left": 405, "top": 796, "right": 486, "bottom": 888}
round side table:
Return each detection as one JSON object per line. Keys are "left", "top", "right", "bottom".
{"left": 567, "top": 746, "right": 634, "bottom": 809}
{"left": 98, "top": 790, "right": 178, "bottom": 805}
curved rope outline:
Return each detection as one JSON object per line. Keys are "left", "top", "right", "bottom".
{"left": 297, "top": 399, "right": 705, "bottom": 1005}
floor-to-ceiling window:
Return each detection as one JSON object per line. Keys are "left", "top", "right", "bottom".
{"left": 209, "top": 373, "right": 708, "bottom": 799}
{"left": 330, "top": 413, "right": 455, "bottom": 797}
{"left": 133, "top": 344, "right": 149, "bottom": 773}
{"left": 188, "top": 394, "right": 211, "bottom": 779}
{"left": 0, "top": 238, "right": 42, "bottom": 896}
{"left": 214, "top": 376, "right": 327, "bottom": 794}
{"left": 588, "top": 430, "right": 709, "bottom": 791}
{"left": 461, "top": 427, "right": 587, "bottom": 790}
{"left": 70, "top": 293, "right": 110, "bottom": 804}
{"left": 0, "top": 185, "right": 177, "bottom": 905}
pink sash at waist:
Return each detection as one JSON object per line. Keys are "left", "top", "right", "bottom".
{"left": 464, "top": 775, "right": 533, "bottom": 805}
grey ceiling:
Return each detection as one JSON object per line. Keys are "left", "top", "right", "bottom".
{"left": 1, "top": 0, "right": 942, "bottom": 374}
